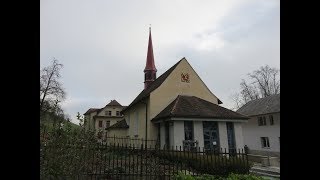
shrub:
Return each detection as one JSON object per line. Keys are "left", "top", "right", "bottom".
{"left": 155, "top": 150, "right": 253, "bottom": 176}
{"left": 174, "top": 172, "right": 267, "bottom": 180}
{"left": 40, "top": 122, "right": 100, "bottom": 179}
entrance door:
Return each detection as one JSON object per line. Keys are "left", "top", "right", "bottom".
{"left": 203, "top": 121, "right": 220, "bottom": 152}
{"left": 226, "top": 122, "right": 236, "bottom": 154}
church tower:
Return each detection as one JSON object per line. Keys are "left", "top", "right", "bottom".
{"left": 144, "top": 27, "right": 157, "bottom": 89}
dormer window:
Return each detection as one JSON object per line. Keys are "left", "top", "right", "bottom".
{"left": 105, "top": 111, "right": 112, "bottom": 116}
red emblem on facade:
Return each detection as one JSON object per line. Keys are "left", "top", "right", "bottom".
{"left": 181, "top": 73, "right": 190, "bottom": 83}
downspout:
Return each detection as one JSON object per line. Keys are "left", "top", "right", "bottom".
{"left": 141, "top": 99, "right": 148, "bottom": 149}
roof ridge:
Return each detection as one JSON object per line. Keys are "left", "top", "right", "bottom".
{"left": 171, "top": 95, "right": 181, "bottom": 115}
{"left": 123, "top": 58, "right": 184, "bottom": 112}
{"left": 236, "top": 94, "right": 280, "bottom": 116}
{"left": 106, "top": 119, "right": 129, "bottom": 129}
{"left": 152, "top": 95, "right": 249, "bottom": 121}
{"left": 247, "top": 94, "right": 280, "bottom": 103}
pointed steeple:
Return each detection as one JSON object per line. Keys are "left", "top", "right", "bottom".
{"left": 144, "top": 27, "right": 157, "bottom": 89}
{"left": 144, "top": 27, "right": 157, "bottom": 72}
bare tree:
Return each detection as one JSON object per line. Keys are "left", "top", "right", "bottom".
{"left": 249, "top": 65, "right": 280, "bottom": 98}
{"left": 240, "top": 80, "right": 260, "bottom": 103}
{"left": 40, "top": 58, "right": 66, "bottom": 114}
{"left": 231, "top": 65, "right": 280, "bottom": 110}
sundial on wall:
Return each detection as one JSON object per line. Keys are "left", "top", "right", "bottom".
{"left": 181, "top": 73, "right": 190, "bottom": 83}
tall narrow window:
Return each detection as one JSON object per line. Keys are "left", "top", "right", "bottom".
{"left": 98, "top": 120, "right": 102, "bottom": 127}
{"left": 269, "top": 115, "right": 274, "bottom": 125}
{"left": 108, "top": 111, "right": 112, "bottom": 116}
{"left": 203, "top": 121, "right": 220, "bottom": 151}
{"left": 127, "top": 114, "right": 131, "bottom": 135}
{"left": 116, "top": 111, "right": 120, "bottom": 116}
{"left": 184, "top": 121, "right": 194, "bottom": 140}
{"left": 135, "top": 111, "right": 139, "bottom": 136}
{"left": 258, "top": 117, "right": 267, "bottom": 126}
{"left": 157, "top": 124, "right": 160, "bottom": 142}
{"left": 261, "top": 137, "right": 270, "bottom": 148}
{"left": 258, "top": 117, "right": 262, "bottom": 126}
{"left": 226, "top": 122, "right": 236, "bottom": 153}
{"left": 165, "top": 122, "right": 170, "bottom": 148}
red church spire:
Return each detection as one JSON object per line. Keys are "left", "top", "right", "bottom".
{"left": 144, "top": 27, "right": 157, "bottom": 72}
{"left": 144, "top": 26, "right": 157, "bottom": 89}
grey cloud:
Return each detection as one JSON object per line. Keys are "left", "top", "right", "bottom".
{"left": 41, "top": 0, "right": 279, "bottom": 124}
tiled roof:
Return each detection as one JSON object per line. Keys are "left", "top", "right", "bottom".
{"left": 106, "top": 100, "right": 122, "bottom": 106}
{"left": 152, "top": 95, "right": 248, "bottom": 122}
{"left": 105, "top": 119, "right": 129, "bottom": 130}
{"left": 122, "top": 58, "right": 184, "bottom": 113}
{"left": 83, "top": 108, "right": 100, "bottom": 115}
{"left": 93, "top": 115, "right": 123, "bottom": 119}
{"left": 96, "top": 100, "right": 124, "bottom": 115}
{"left": 122, "top": 57, "right": 224, "bottom": 113}
{"left": 236, "top": 94, "right": 280, "bottom": 116}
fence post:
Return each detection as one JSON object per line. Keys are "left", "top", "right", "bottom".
{"left": 245, "top": 149, "right": 249, "bottom": 173}
{"left": 178, "top": 146, "right": 181, "bottom": 174}
{"left": 132, "top": 144, "right": 135, "bottom": 176}
{"left": 140, "top": 144, "right": 143, "bottom": 178}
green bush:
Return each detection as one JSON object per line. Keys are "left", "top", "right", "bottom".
{"left": 174, "top": 172, "right": 267, "bottom": 180}
{"left": 40, "top": 122, "right": 101, "bottom": 179}
{"left": 156, "top": 150, "right": 253, "bottom": 176}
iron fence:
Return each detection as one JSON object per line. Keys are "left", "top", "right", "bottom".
{"left": 102, "top": 135, "right": 159, "bottom": 148}
{"left": 40, "top": 141, "right": 250, "bottom": 180}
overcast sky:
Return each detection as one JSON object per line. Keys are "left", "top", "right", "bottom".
{"left": 40, "top": 0, "right": 280, "bottom": 125}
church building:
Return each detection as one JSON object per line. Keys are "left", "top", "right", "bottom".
{"left": 101, "top": 28, "right": 249, "bottom": 152}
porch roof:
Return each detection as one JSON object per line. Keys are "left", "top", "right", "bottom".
{"left": 105, "top": 119, "right": 129, "bottom": 130}
{"left": 152, "top": 95, "right": 249, "bottom": 123}
{"left": 83, "top": 108, "right": 100, "bottom": 115}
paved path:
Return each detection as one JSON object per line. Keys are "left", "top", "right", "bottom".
{"left": 250, "top": 163, "right": 280, "bottom": 179}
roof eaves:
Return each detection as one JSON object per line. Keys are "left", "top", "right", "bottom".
{"left": 122, "top": 58, "right": 184, "bottom": 113}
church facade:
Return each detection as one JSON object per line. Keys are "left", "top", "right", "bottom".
{"left": 90, "top": 28, "right": 249, "bottom": 152}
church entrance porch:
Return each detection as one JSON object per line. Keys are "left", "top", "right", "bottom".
{"left": 203, "top": 121, "right": 220, "bottom": 152}
{"left": 157, "top": 119, "right": 245, "bottom": 153}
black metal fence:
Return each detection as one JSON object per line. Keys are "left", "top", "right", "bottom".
{"left": 40, "top": 142, "right": 250, "bottom": 179}
{"left": 102, "top": 135, "right": 160, "bottom": 148}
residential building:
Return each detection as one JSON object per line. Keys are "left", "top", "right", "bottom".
{"left": 237, "top": 94, "right": 280, "bottom": 157}
{"left": 83, "top": 100, "right": 126, "bottom": 140}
